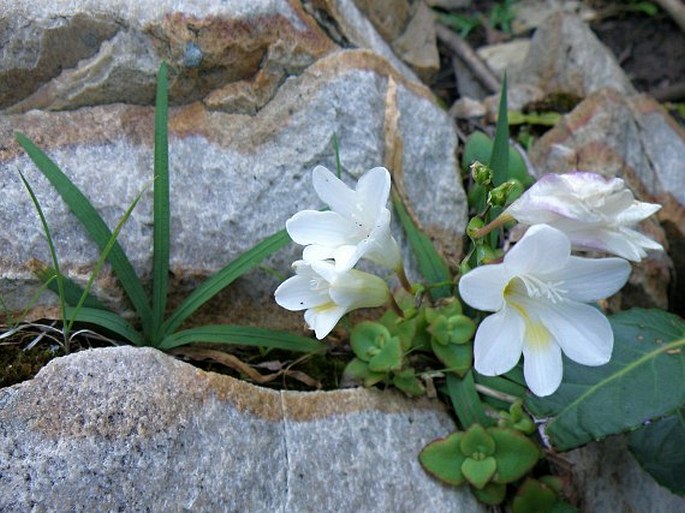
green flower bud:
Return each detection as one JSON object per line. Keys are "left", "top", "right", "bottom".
{"left": 470, "top": 161, "right": 493, "bottom": 186}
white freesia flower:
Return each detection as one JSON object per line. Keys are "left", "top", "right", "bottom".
{"left": 286, "top": 165, "right": 402, "bottom": 271}
{"left": 505, "top": 172, "right": 662, "bottom": 262}
{"left": 275, "top": 260, "right": 390, "bottom": 339}
{"left": 458, "top": 224, "right": 631, "bottom": 397}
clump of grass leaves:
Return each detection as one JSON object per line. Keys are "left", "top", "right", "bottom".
{"left": 14, "top": 63, "right": 323, "bottom": 356}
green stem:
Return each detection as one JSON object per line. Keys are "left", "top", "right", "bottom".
{"left": 472, "top": 212, "right": 515, "bottom": 239}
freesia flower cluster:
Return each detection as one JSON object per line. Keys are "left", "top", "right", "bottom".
{"left": 460, "top": 172, "right": 662, "bottom": 396}
{"left": 276, "top": 165, "right": 663, "bottom": 397}
{"left": 275, "top": 165, "right": 401, "bottom": 339}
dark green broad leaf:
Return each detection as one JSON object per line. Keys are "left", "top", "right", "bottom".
{"left": 526, "top": 309, "right": 685, "bottom": 451}
{"left": 628, "top": 407, "right": 685, "bottom": 495}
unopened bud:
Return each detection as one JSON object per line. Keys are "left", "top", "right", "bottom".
{"left": 487, "top": 179, "right": 522, "bottom": 207}
{"left": 470, "top": 161, "right": 493, "bottom": 186}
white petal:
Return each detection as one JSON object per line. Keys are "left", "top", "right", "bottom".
{"left": 616, "top": 201, "right": 661, "bottom": 225}
{"left": 621, "top": 227, "right": 664, "bottom": 251}
{"left": 312, "top": 166, "right": 357, "bottom": 218}
{"left": 309, "top": 260, "right": 339, "bottom": 283}
{"left": 329, "top": 269, "right": 389, "bottom": 309}
{"left": 473, "top": 307, "right": 525, "bottom": 376}
{"left": 522, "top": 335, "right": 563, "bottom": 397}
{"left": 536, "top": 300, "right": 613, "bottom": 366}
{"left": 458, "top": 263, "right": 511, "bottom": 312}
{"left": 353, "top": 210, "right": 402, "bottom": 270}
{"left": 504, "top": 225, "right": 570, "bottom": 275}
{"left": 355, "top": 167, "right": 391, "bottom": 219}
{"left": 304, "top": 304, "right": 347, "bottom": 339}
{"left": 274, "top": 275, "right": 328, "bottom": 311}
{"left": 302, "top": 245, "right": 337, "bottom": 263}
{"left": 286, "top": 210, "right": 359, "bottom": 246}
{"left": 553, "top": 256, "right": 631, "bottom": 302}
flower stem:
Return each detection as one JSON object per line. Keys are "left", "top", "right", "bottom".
{"left": 474, "top": 383, "right": 519, "bottom": 404}
{"left": 396, "top": 266, "right": 412, "bottom": 293}
{"left": 471, "top": 212, "right": 515, "bottom": 239}
{"left": 388, "top": 293, "right": 404, "bottom": 317}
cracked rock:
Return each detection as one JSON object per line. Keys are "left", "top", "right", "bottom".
{"left": 0, "top": 346, "right": 486, "bottom": 512}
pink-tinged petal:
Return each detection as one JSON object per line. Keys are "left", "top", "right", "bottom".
{"left": 304, "top": 304, "right": 347, "bottom": 339}
{"left": 473, "top": 308, "right": 525, "bottom": 376}
{"left": 552, "top": 256, "right": 630, "bottom": 302}
{"left": 458, "top": 263, "right": 511, "bottom": 312}
{"left": 356, "top": 167, "right": 391, "bottom": 219}
{"left": 504, "top": 225, "right": 570, "bottom": 275}
{"left": 522, "top": 335, "right": 563, "bottom": 397}
{"left": 536, "top": 300, "right": 613, "bottom": 366}
{"left": 312, "top": 166, "right": 357, "bottom": 217}
{"left": 274, "top": 275, "right": 328, "bottom": 311}
{"left": 286, "top": 210, "right": 360, "bottom": 246}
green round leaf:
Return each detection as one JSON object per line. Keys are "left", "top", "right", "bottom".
{"left": 460, "top": 424, "right": 496, "bottom": 456}
{"left": 472, "top": 482, "right": 507, "bottom": 505}
{"left": 368, "top": 335, "right": 403, "bottom": 372}
{"left": 431, "top": 339, "right": 473, "bottom": 377}
{"left": 350, "top": 321, "right": 391, "bottom": 362}
{"left": 490, "top": 427, "right": 541, "bottom": 483}
{"left": 392, "top": 369, "right": 425, "bottom": 397}
{"left": 342, "top": 358, "right": 386, "bottom": 387}
{"left": 419, "top": 432, "right": 467, "bottom": 486}
{"left": 512, "top": 478, "right": 558, "bottom": 513}
{"left": 462, "top": 456, "right": 497, "bottom": 489}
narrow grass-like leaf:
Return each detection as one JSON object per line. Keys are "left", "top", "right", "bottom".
{"left": 447, "top": 371, "right": 493, "bottom": 428}
{"left": 66, "top": 185, "right": 148, "bottom": 333}
{"left": 489, "top": 74, "right": 509, "bottom": 186}
{"left": 31, "top": 262, "right": 106, "bottom": 310}
{"left": 526, "top": 309, "right": 685, "bottom": 451}
{"left": 159, "top": 229, "right": 291, "bottom": 337}
{"left": 15, "top": 132, "right": 153, "bottom": 336}
{"left": 17, "top": 171, "right": 68, "bottom": 341}
{"left": 151, "top": 62, "right": 170, "bottom": 340}
{"left": 333, "top": 133, "right": 342, "bottom": 179}
{"left": 158, "top": 324, "right": 324, "bottom": 353}
{"left": 64, "top": 307, "right": 144, "bottom": 346}
{"left": 391, "top": 190, "right": 452, "bottom": 299}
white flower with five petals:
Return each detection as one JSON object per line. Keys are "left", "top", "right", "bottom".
{"left": 458, "top": 224, "right": 631, "bottom": 397}
{"left": 505, "top": 172, "right": 662, "bottom": 262}
{"left": 286, "top": 166, "right": 402, "bottom": 271}
{"left": 275, "top": 260, "right": 390, "bottom": 339}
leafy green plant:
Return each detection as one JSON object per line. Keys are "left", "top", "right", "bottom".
{"left": 15, "top": 63, "right": 323, "bottom": 355}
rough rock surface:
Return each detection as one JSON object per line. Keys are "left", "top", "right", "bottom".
{"left": 0, "top": 0, "right": 466, "bottom": 330}
{"left": 567, "top": 436, "right": 685, "bottom": 513}
{"left": 512, "top": 12, "right": 636, "bottom": 97}
{"left": 0, "top": 346, "right": 486, "bottom": 513}
{"left": 529, "top": 88, "right": 685, "bottom": 310}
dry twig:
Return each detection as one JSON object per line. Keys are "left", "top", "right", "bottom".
{"left": 436, "top": 24, "right": 501, "bottom": 94}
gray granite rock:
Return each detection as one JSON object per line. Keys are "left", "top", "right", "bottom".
{"left": 512, "top": 12, "right": 635, "bottom": 97}
{"left": 0, "top": 0, "right": 465, "bottom": 330}
{"left": 0, "top": 346, "right": 486, "bottom": 512}
{"left": 566, "top": 436, "right": 685, "bottom": 513}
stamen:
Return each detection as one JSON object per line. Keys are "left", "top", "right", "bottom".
{"left": 519, "top": 274, "right": 567, "bottom": 303}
